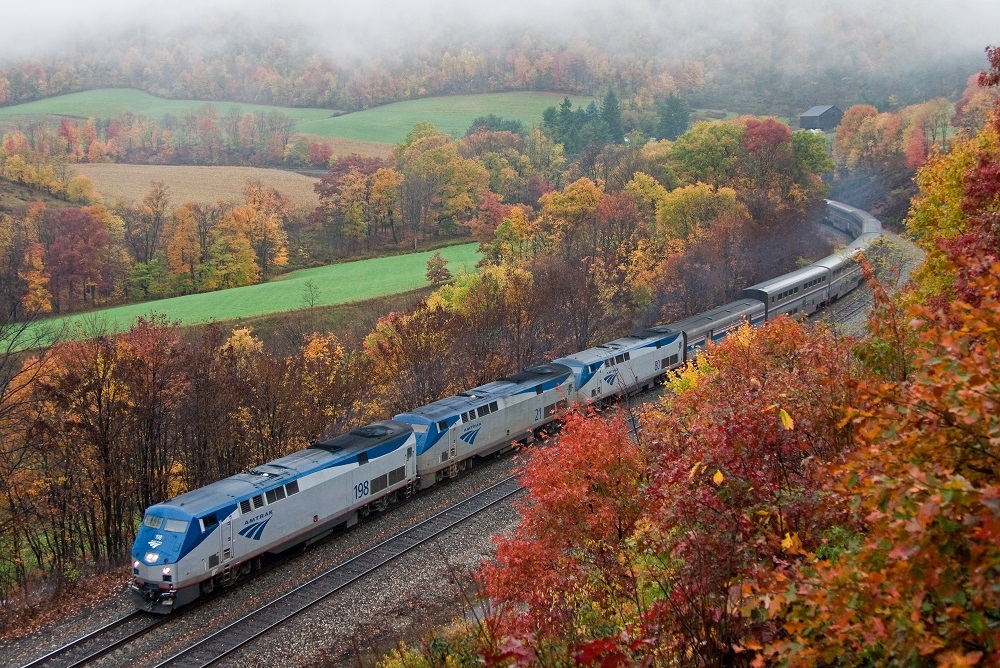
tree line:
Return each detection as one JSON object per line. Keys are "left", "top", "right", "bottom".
{"left": 0, "top": 22, "right": 978, "bottom": 118}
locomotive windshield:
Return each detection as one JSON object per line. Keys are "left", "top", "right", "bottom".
{"left": 142, "top": 514, "right": 188, "bottom": 533}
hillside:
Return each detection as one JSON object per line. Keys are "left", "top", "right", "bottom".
{"left": 0, "top": 88, "right": 593, "bottom": 144}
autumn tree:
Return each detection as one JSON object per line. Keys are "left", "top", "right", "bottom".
{"left": 0, "top": 205, "right": 51, "bottom": 318}
{"left": 905, "top": 102, "right": 1000, "bottom": 304}
{"left": 427, "top": 265, "right": 547, "bottom": 383}
{"left": 668, "top": 120, "right": 745, "bottom": 187}
{"left": 204, "top": 210, "right": 260, "bottom": 289}
{"left": 173, "top": 324, "right": 252, "bottom": 488}
{"left": 359, "top": 306, "right": 465, "bottom": 418}
{"left": 220, "top": 327, "right": 309, "bottom": 464}
{"left": 0, "top": 304, "right": 58, "bottom": 597}
{"left": 480, "top": 411, "right": 648, "bottom": 645}
{"left": 395, "top": 123, "right": 490, "bottom": 246}
{"left": 764, "top": 257, "right": 1000, "bottom": 667}
{"left": 314, "top": 154, "right": 390, "bottom": 252}
{"left": 122, "top": 181, "right": 171, "bottom": 265}
{"left": 45, "top": 207, "right": 120, "bottom": 311}
{"left": 425, "top": 251, "right": 451, "bottom": 284}
{"left": 32, "top": 334, "right": 140, "bottom": 563}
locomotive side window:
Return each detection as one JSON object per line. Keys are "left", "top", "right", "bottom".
{"left": 199, "top": 513, "right": 218, "bottom": 532}
{"left": 477, "top": 405, "right": 489, "bottom": 418}
{"left": 265, "top": 486, "right": 286, "bottom": 504}
{"left": 285, "top": 480, "right": 299, "bottom": 496}
{"left": 358, "top": 452, "right": 369, "bottom": 466}
{"left": 489, "top": 401, "right": 498, "bottom": 412}
{"left": 438, "top": 420, "right": 448, "bottom": 431}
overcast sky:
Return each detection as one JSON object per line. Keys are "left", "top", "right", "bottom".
{"left": 3, "top": 0, "right": 998, "bottom": 68}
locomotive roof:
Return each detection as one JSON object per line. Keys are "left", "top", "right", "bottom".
{"left": 147, "top": 420, "right": 411, "bottom": 517}
{"left": 396, "top": 363, "right": 572, "bottom": 423}
{"left": 554, "top": 331, "right": 680, "bottom": 367}
{"left": 638, "top": 299, "right": 764, "bottom": 340}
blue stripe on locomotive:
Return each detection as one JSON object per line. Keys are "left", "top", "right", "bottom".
{"left": 511, "top": 369, "right": 572, "bottom": 395}
{"left": 395, "top": 413, "right": 449, "bottom": 456}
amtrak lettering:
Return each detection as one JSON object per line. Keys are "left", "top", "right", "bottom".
{"left": 242, "top": 509, "right": 273, "bottom": 526}
{"left": 239, "top": 509, "right": 274, "bottom": 541}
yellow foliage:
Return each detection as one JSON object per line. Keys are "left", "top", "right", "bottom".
{"left": 665, "top": 359, "right": 709, "bottom": 396}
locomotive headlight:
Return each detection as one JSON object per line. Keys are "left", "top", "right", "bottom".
{"left": 144, "top": 552, "right": 159, "bottom": 564}
{"left": 162, "top": 567, "right": 171, "bottom": 575}
{"left": 133, "top": 560, "right": 140, "bottom": 569}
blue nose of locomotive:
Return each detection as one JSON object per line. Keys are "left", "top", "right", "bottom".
{"left": 131, "top": 506, "right": 192, "bottom": 567}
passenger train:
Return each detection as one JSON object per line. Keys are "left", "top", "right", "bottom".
{"left": 131, "top": 199, "right": 882, "bottom": 613}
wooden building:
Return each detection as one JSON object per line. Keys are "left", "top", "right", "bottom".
{"left": 799, "top": 105, "right": 844, "bottom": 131}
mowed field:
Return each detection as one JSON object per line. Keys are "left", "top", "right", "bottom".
{"left": 73, "top": 164, "right": 323, "bottom": 207}
{"left": 25, "top": 243, "right": 481, "bottom": 345}
{"left": 0, "top": 88, "right": 593, "bottom": 144}
{"left": 294, "top": 92, "right": 595, "bottom": 143}
{"left": 0, "top": 88, "right": 334, "bottom": 124}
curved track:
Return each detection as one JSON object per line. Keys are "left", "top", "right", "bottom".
{"left": 150, "top": 476, "right": 523, "bottom": 667}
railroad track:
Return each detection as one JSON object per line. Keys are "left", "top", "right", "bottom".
{"left": 149, "top": 476, "right": 524, "bottom": 667}
{"left": 18, "top": 611, "right": 166, "bottom": 668}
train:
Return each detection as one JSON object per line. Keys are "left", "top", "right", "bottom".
{"left": 130, "top": 199, "right": 882, "bottom": 613}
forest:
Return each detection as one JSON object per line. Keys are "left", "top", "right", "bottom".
{"left": 0, "top": 6, "right": 998, "bottom": 663}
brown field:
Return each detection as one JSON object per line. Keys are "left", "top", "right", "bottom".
{"left": 73, "top": 164, "right": 325, "bottom": 208}
{"left": 302, "top": 134, "right": 394, "bottom": 160}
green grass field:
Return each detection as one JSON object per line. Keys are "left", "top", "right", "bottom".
{"left": 0, "top": 89, "right": 593, "bottom": 144}
{"left": 0, "top": 88, "right": 334, "bottom": 124}
{"left": 295, "top": 92, "right": 595, "bottom": 143}
{"left": 24, "top": 243, "right": 481, "bottom": 346}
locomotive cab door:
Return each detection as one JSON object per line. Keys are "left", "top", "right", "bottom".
{"left": 448, "top": 424, "right": 458, "bottom": 472}
{"left": 221, "top": 516, "right": 233, "bottom": 565}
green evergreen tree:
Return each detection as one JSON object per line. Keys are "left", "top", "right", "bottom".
{"left": 657, "top": 93, "right": 691, "bottom": 140}
{"left": 601, "top": 89, "right": 624, "bottom": 143}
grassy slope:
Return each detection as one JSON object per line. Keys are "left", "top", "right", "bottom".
{"left": 296, "top": 92, "right": 595, "bottom": 143}
{"left": 28, "top": 243, "right": 480, "bottom": 344}
{"left": 0, "top": 88, "right": 333, "bottom": 123}
{"left": 0, "top": 89, "right": 594, "bottom": 144}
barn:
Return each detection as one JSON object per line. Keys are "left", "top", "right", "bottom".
{"left": 799, "top": 105, "right": 844, "bottom": 131}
